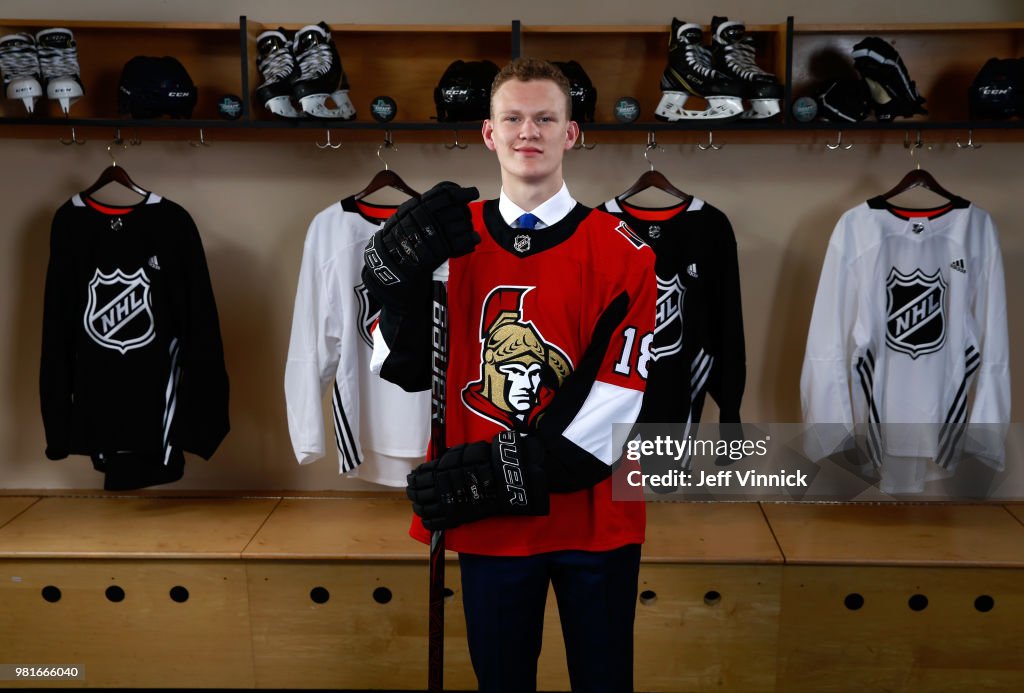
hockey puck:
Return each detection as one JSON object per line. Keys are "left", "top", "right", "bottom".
{"left": 217, "top": 94, "right": 243, "bottom": 120}
{"left": 791, "top": 96, "right": 818, "bottom": 123}
{"left": 370, "top": 95, "right": 397, "bottom": 123}
{"left": 614, "top": 96, "right": 641, "bottom": 123}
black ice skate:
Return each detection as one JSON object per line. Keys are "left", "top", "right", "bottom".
{"left": 655, "top": 18, "right": 745, "bottom": 122}
{"left": 0, "top": 32, "right": 42, "bottom": 114}
{"left": 36, "top": 28, "right": 84, "bottom": 115}
{"left": 710, "top": 17, "right": 783, "bottom": 120}
{"left": 291, "top": 22, "right": 355, "bottom": 120}
{"left": 255, "top": 28, "right": 301, "bottom": 118}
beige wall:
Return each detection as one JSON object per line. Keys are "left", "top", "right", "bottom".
{"left": 1, "top": 1, "right": 1021, "bottom": 490}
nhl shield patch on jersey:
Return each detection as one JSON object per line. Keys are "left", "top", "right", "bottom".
{"left": 885, "top": 267, "right": 946, "bottom": 359}
{"left": 84, "top": 267, "right": 156, "bottom": 354}
{"left": 651, "top": 274, "right": 684, "bottom": 361}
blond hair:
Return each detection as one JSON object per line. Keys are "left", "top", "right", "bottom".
{"left": 490, "top": 57, "right": 572, "bottom": 120}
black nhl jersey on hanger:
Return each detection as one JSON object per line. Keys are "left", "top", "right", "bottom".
{"left": 599, "top": 196, "right": 746, "bottom": 429}
{"left": 39, "top": 193, "right": 229, "bottom": 490}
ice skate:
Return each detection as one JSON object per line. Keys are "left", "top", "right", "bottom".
{"left": 710, "top": 17, "right": 783, "bottom": 120}
{"left": 655, "top": 18, "right": 745, "bottom": 122}
{"left": 0, "top": 32, "right": 42, "bottom": 114}
{"left": 292, "top": 22, "right": 355, "bottom": 120}
{"left": 255, "top": 28, "right": 301, "bottom": 118}
{"left": 36, "top": 28, "right": 83, "bottom": 115}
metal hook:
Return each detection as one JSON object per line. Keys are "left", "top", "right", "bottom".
{"left": 444, "top": 129, "right": 468, "bottom": 150}
{"left": 696, "top": 131, "right": 722, "bottom": 151}
{"left": 107, "top": 137, "right": 128, "bottom": 167}
{"left": 377, "top": 131, "right": 397, "bottom": 170}
{"left": 643, "top": 131, "right": 665, "bottom": 171}
{"left": 956, "top": 129, "right": 982, "bottom": 150}
{"left": 573, "top": 130, "right": 596, "bottom": 151}
{"left": 315, "top": 129, "right": 342, "bottom": 150}
{"left": 903, "top": 130, "right": 923, "bottom": 150}
{"left": 189, "top": 128, "right": 211, "bottom": 147}
{"left": 59, "top": 126, "right": 86, "bottom": 146}
{"left": 825, "top": 130, "right": 854, "bottom": 150}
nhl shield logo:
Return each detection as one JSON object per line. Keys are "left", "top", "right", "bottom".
{"left": 885, "top": 267, "right": 946, "bottom": 359}
{"left": 650, "top": 274, "right": 684, "bottom": 361}
{"left": 513, "top": 234, "right": 531, "bottom": 253}
{"left": 353, "top": 282, "right": 381, "bottom": 349}
{"left": 83, "top": 268, "right": 156, "bottom": 354}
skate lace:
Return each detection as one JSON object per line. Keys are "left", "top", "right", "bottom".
{"left": 37, "top": 43, "right": 79, "bottom": 80}
{"left": 725, "top": 38, "right": 770, "bottom": 80}
{"left": 259, "top": 47, "right": 295, "bottom": 84}
{"left": 297, "top": 42, "right": 332, "bottom": 79}
{"left": 0, "top": 37, "right": 39, "bottom": 81}
{"left": 685, "top": 43, "right": 716, "bottom": 79}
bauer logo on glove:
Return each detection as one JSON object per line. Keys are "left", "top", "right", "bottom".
{"left": 364, "top": 181, "right": 480, "bottom": 286}
{"left": 407, "top": 430, "right": 550, "bottom": 531}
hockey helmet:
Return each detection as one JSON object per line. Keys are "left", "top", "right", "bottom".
{"left": 434, "top": 59, "right": 499, "bottom": 122}
{"left": 816, "top": 79, "right": 871, "bottom": 123}
{"left": 118, "top": 56, "right": 197, "bottom": 119}
{"left": 968, "top": 57, "right": 1023, "bottom": 120}
{"left": 552, "top": 60, "right": 597, "bottom": 122}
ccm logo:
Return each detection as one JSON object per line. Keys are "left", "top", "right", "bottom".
{"left": 168, "top": 92, "right": 192, "bottom": 97}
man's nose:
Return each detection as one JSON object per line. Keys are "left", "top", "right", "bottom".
{"left": 519, "top": 119, "right": 540, "bottom": 138}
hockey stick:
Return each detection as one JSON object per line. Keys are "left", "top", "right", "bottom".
{"left": 428, "top": 262, "right": 449, "bottom": 693}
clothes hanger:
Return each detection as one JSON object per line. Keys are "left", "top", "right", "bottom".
{"left": 81, "top": 140, "right": 149, "bottom": 199}
{"left": 878, "top": 134, "right": 957, "bottom": 203}
{"left": 616, "top": 133, "right": 692, "bottom": 205}
{"left": 353, "top": 133, "right": 420, "bottom": 201}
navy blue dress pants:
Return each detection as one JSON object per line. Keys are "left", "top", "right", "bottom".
{"left": 458, "top": 543, "right": 641, "bottom": 693}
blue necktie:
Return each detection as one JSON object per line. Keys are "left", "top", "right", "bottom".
{"left": 517, "top": 213, "right": 540, "bottom": 230}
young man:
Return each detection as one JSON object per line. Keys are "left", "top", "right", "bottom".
{"left": 362, "top": 58, "right": 656, "bottom": 692}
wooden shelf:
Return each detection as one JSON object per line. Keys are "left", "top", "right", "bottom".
{"left": 0, "top": 17, "right": 1021, "bottom": 141}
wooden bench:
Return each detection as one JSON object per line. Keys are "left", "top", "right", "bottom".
{"left": 0, "top": 496, "right": 1021, "bottom": 690}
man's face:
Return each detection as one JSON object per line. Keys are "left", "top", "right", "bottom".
{"left": 482, "top": 79, "right": 578, "bottom": 187}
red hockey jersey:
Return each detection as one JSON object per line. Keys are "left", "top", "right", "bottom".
{"left": 374, "top": 199, "right": 656, "bottom": 556}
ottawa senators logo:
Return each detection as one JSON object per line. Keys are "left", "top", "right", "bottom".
{"left": 462, "top": 286, "right": 573, "bottom": 428}
{"left": 885, "top": 267, "right": 946, "bottom": 359}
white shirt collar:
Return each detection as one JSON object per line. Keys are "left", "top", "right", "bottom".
{"left": 498, "top": 183, "right": 575, "bottom": 229}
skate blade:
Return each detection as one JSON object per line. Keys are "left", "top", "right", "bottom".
{"left": 740, "top": 99, "right": 781, "bottom": 120}
{"left": 265, "top": 94, "right": 302, "bottom": 118}
{"left": 48, "top": 82, "right": 84, "bottom": 114}
{"left": 299, "top": 91, "right": 357, "bottom": 120}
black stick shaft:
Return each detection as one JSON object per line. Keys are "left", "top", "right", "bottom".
{"left": 428, "top": 271, "right": 448, "bottom": 693}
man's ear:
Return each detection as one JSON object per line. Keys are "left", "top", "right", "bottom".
{"left": 564, "top": 120, "right": 580, "bottom": 151}
{"left": 482, "top": 119, "right": 497, "bottom": 152}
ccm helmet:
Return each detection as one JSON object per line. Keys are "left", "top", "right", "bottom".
{"left": 968, "top": 57, "right": 1023, "bottom": 120}
{"left": 118, "top": 56, "right": 197, "bottom": 118}
{"left": 434, "top": 59, "right": 498, "bottom": 122}
{"left": 553, "top": 60, "right": 597, "bottom": 122}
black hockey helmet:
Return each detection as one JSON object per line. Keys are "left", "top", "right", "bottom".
{"left": 816, "top": 79, "right": 871, "bottom": 123}
{"left": 118, "top": 56, "right": 197, "bottom": 119}
{"left": 968, "top": 57, "right": 1023, "bottom": 120}
{"left": 552, "top": 60, "right": 597, "bottom": 123}
{"left": 434, "top": 59, "right": 499, "bottom": 122}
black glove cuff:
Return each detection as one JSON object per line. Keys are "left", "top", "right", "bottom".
{"left": 491, "top": 430, "right": 547, "bottom": 512}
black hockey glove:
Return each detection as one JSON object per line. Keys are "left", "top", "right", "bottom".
{"left": 364, "top": 181, "right": 480, "bottom": 289}
{"left": 406, "top": 430, "right": 549, "bottom": 531}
